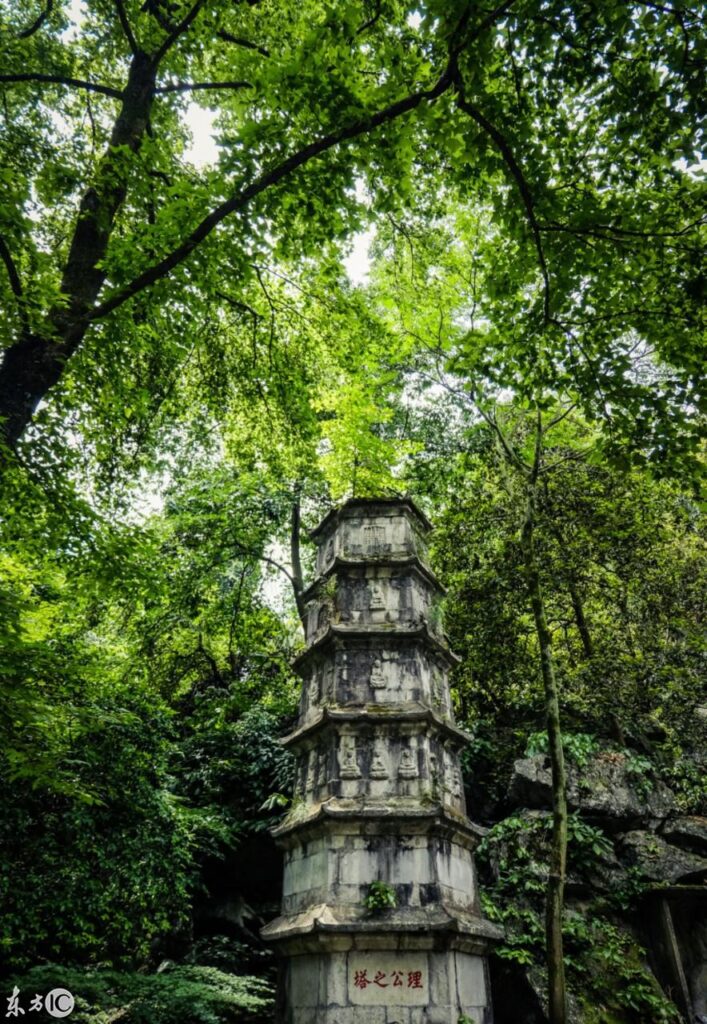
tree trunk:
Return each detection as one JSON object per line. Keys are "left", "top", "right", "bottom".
{"left": 0, "top": 50, "right": 156, "bottom": 452}
{"left": 569, "top": 582, "right": 593, "bottom": 660}
{"left": 290, "top": 487, "right": 307, "bottom": 630}
{"left": 521, "top": 482, "right": 568, "bottom": 1024}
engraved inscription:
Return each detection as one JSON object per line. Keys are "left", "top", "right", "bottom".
{"left": 349, "top": 954, "right": 428, "bottom": 1006}
{"left": 363, "top": 524, "right": 386, "bottom": 554}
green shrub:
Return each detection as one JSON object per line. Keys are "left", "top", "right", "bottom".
{"left": 6, "top": 964, "right": 273, "bottom": 1024}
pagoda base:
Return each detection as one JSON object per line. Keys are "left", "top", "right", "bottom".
{"left": 277, "top": 946, "right": 492, "bottom": 1024}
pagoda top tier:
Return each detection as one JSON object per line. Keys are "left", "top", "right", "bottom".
{"left": 310, "top": 497, "right": 432, "bottom": 578}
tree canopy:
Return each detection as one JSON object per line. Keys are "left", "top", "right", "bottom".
{"left": 0, "top": 3, "right": 705, "bottom": 1023}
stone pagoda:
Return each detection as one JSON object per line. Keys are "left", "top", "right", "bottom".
{"left": 262, "top": 498, "right": 499, "bottom": 1024}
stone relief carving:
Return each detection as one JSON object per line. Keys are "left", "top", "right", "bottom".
{"left": 431, "top": 666, "right": 443, "bottom": 709}
{"left": 308, "top": 668, "right": 319, "bottom": 705}
{"left": 429, "top": 752, "right": 440, "bottom": 794}
{"left": 398, "top": 745, "right": 418, "bottom": 779}
{"left": 317, "top": 602, "right": 330, "bottom": 632}
{"left": 295, "top": 756, "right": 307, "bottom": 798}
{"left": 369, "top": 580, "right": 386, "bottom": 610}
{"left": 340, "top": 737, "right": 361, "bottom": 779}
{"left": 317, "top": 753, "right": 329, "bottom": 790}
{"left": 323, "top": 663, "right": 335, "bottom": 702}
{"left": 305, "top": 749, "right": 317, "bottom": 793}
{"left": 369, "top": 657, "right": 386, "bottom": 689}
{"left": 369, "top": 740, "right": 389, "bottom": 779}
{"left": 451, "top": 764, "right": 463, "bottom": 800}
{"left": 441, "top": 748, "right": 463, "bottom": 800}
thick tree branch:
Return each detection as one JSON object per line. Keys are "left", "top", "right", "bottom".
{"left": 89, "top": 67, "right": 456, "bottom": 322}
{"left": 153, "top": 0, "right": 207, "bottom": 63}
{"left": 0, "top": 236, "right": 24, "bottom": 302}
{"left": 463, "top": 0, "right": 519, "bottom": 44}
{"left": 18, "top": 0, "right": 53, "bottom": 38}
{"left": 111, "top": 0, "right": 139, "bottom": 55}
{"left": 1, "top": 3, "right": 489, "bottom": 450}
{"left": 0, "top": 73, "right": 123, "bottom": 99}
{"left": 217, "top": 30, "right": 270, "bottom": 57}
{"left": 0, "top": 50, "right": 157, "bottom": 451}
{"left": 455, "top": 86, "right": 551, "bottom": 320}
{"left": 154, "top": 79, "right": 253, "bottom": 94}
{"left": 290, "top": 487, "right": 307, "bottom": 628}
{"left": 0, "top": 235, "right": 29, "bottom": 332}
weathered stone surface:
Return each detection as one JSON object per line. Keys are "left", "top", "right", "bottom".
{"left": 508, "top": 751, "right": 675, "bottom": 829}
{"left": 660, "top": 815, "right": 707, "bottom": 856}
{"left": 617, "top": 830, "right": 707, "bottom": 883}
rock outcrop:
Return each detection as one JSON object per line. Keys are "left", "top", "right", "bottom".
{"left": 490, "top": 749, "right": 707, "bottom": 1023}
{"left": 509, "top": 751, "right": 676, "bottom": 831}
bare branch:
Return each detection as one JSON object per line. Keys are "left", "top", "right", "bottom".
{"left": 88, "top": 62, "right": 457, "bottom": 321}
{"left": 468, "top": 390, "right": 530, "bottom": 476}
{"left": 463, "top": 0, "right": 519, "bottom": 44}
{"left": 0, "top": 235, "right": 29, "bottom": 332}
{"left": 455, "top": 85, "right": 551, "bottom": 321}
{"left": 530, "top": 406, "right": 543, "bottom": 483}
{"left": 356, "top": 0, "right": 383, "bottom": 36}
{"left": 543, "top": 402, "right": 577, "bottom": 433}
{"left": 539, "top": 446, "right": 594, "bottom": 475}
{"left": 111, "top": 0, "right": 139, "bottom": 55}
{"left": 0, "top": 236, "right": 24, "bottom": 301}
{"left": 539, "top": 216, "right": 706, "bottom": 242}
{"left": 0, "top": 73, "right": 122, "bottom": 99}
{"left": 216, "top": 291, "right": 262, "bottom": 320}
{"left": 154, "top": 79, "right": 253, "bottom": 94}
{"left": 217, "top": 30, "right": 270, "bottom": 57}
{"left": 18, "top": 0, "right": 53, "bottom": 38}
{"left": 154, "top": 0, "right": 207, "bottom": 63}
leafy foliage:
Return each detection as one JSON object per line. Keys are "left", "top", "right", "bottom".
{"left": 6, "top": 963, "right": 272, "bottom": 1024}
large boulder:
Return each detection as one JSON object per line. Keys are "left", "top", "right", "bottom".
{"left": 660, "top": 815, "right": 707, "bottom": 856}
{"left": 617, "top": 830, "right": 707, "bottom": 883}
{"left": 509, "top": 751, "right": 675, "bottom": 831}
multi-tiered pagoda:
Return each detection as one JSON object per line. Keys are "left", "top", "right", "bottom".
{"left": 262, "top": 498, "right": 498, "bottom": 1023}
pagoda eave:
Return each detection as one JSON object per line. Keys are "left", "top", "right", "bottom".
{"left": 300, "top": 554, "right": 447, "bottom": 602}
{"left": 271, "top": 800, "right": 487, "bottom": 845}
{"left": 280, "top": 703, "right": 472, "bottom": 749}
{"left": 293, "top": 622, "right": 462, "bottom": 670}
{"left": 261, "top": 904, "right": 502, "bottom": 953}
{"left": 309, "top": 497, "right": 434, "bottom": 541}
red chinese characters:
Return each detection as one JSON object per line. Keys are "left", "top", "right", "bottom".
{"left": 352, "top": 968, "right": 424, "bottom": 991}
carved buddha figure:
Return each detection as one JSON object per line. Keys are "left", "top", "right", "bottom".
{"left": 340, "top": 737, "right": 361, "bottom": 779}
{"left": 369, "top": 658, "right": 386, "bottom": 689}
{"left": 431, "top": 666, "right": 443, "bottom": 709}
{"left": 452, "top": 765, "right": 463, "bottom": 800}
{"left": 370, "top": 740, "right": 389, "bottom": 779}
{"left": 305, "top": 749, "right": 317, "bottom": 792}
{"left": 369, "top": 580, "right": 386, "bottom": 611}
{"left": 398, "top": 745, "right": 418, "bottom": 779}
{"left": 308, "top": 669, "right": 319, "bottom": 705}
{"left": 318, "top": 749, "right": 328, "bottom": 790}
